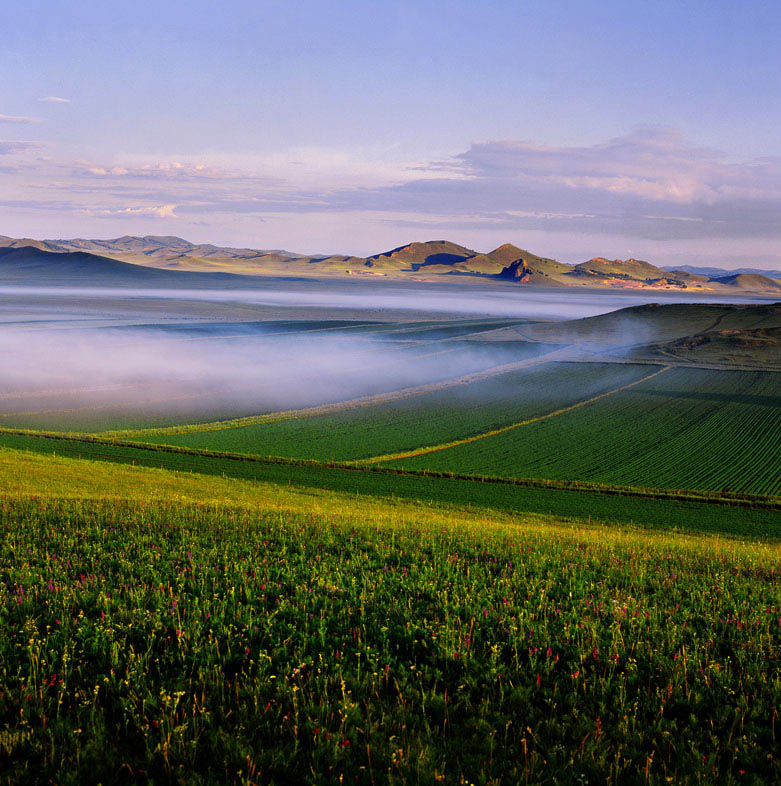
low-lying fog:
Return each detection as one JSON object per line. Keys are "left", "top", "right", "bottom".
{"left": 1, "top": 280, "right": 774, "bottom": 321}
{"left": 0, "top": 324, "right": 510, "bottom": 427}
{"left": 0, "top": 282, "right": 774, "bottom": 431}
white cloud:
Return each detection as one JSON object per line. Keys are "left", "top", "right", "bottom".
{"left": 38, "top": 96, "right": 71, "bottom": 103}
{"left": 316, "top": 127, "right": 781, "bottom": 240}
{"left": 0, "top": 113, "right": 41, "bottom": 124}
{"left": 85, "top": 204, "right": 179, "bottom": 219}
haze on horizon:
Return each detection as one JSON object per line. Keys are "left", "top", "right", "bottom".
{"left": 1, "top": 0, "right": 780, "bottom": 270}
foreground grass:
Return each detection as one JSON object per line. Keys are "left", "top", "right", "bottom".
{"left": 0, "top": 451, "right": 779, "bottom": 784}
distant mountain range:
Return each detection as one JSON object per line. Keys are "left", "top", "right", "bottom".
{"left": 675, "top": 264, "right": 781, "bottom": 280}
{"left": 1, "top": 234, "right": 781, "bottom": 293}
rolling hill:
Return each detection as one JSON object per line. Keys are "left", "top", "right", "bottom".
{"left": 364, "top": 240, "right": 476, "bottom": 272}
{"left": 3, "top": 233, "right": 781, "bottom": 292}
{"left": 0, "top": 245, "right": 264, "bottom": 286}
{"left": 712, "top": 273, "right": 781, "bottom": 291}
{"left": 573, "top": 257, "right": 672, "bottom": 282}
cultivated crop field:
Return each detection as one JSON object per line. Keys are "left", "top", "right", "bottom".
{"left": 387, "top": 367, "right": 781, "bottom": 496}
{"left": 133, "top": 363, "right": 656, "bottom": 460}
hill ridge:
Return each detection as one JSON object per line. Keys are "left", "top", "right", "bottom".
{"left": 2, "top": 234, "right": 781, "bottom": 292}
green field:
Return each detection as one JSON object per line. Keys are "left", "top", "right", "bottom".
{"left": 0, "top": 433, "right": 778, "bottom": 539}
{"left": 387, "top": 368, "right": 781, "bottom": 496}
{"left": 135, "top": 363, "right": 656, "bottom": 460}
{"left": 0, "top": 454, "right": 779, "bottom": 785}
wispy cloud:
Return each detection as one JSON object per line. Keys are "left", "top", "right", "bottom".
{"left": 38, "top": 96, "right": 71, "bottom": 103}
{"left": 0, "top": 140, "right": 40, "bottom": 155}
{"left": 85, "top": 204, "right": 179, "bottom": 219}
{"left": 0, "top": 113, "right": 41, "bottom": 124}
{"left": 4, "top": 127, "right": 781, "bottom": 251}
{"left": 310, "top": 127, "right": 781, "bottom": 240}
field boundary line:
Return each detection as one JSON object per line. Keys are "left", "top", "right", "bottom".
{"left": 352, "top": 365, "right": 672, "bottom": 466}
{"left": 3, "top": 405, "right": 779, "bottom": 511}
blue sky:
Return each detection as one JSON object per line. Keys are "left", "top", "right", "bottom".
{"left": 1, "top": 0, "right": 780, "bottom": 267}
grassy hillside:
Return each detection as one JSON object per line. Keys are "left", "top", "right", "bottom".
{"left": 506, "top": 302, "right": 781, "bottom": 346}
{"left": 0, "top": 451, "right": 778, "bottom": 784}
{"left": 643, "top": 326, "right": 781, "bottom": 367}
{"left": 366, "top": 240, "right": 477, "bottom": 271}
{"left": 573, "top": 257, "right": 671, "bottom": 282}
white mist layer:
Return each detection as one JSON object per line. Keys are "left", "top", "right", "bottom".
{"left": 0, "top": 324, "right": 539, "bottom": 429}
{"left": 0, "top": 284, "right": 772, "bottom": 322}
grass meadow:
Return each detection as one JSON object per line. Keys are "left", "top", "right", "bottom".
{"left": 0, "top": 450, "right": 779, "bottom": 785}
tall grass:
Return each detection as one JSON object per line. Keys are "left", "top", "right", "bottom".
{"left": 0, "top": 496, "right": 778, "bottom": 784}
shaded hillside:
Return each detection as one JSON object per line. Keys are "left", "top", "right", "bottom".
{"left": 0, "top": 247, "right": 171, "bottom": 279}
{"left": 0, "top": 246, "right": 263, "bottom": 286}
{"left": 713, "top": 273, "right": 781, "bottom": 291}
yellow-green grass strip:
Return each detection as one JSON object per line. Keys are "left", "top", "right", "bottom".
{"left": 1, "top": 446, "right": 778, "bottom": 562}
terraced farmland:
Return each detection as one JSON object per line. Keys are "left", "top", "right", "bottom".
{"left": 137, "top": 362, "right": 657, "bottom": 460}
{"left": 389, "top": 368, "right": 781, "bottom": 496}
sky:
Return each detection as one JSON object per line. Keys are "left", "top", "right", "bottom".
{"left": 1, "top": 0, "right": 780, "bottom": 268}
